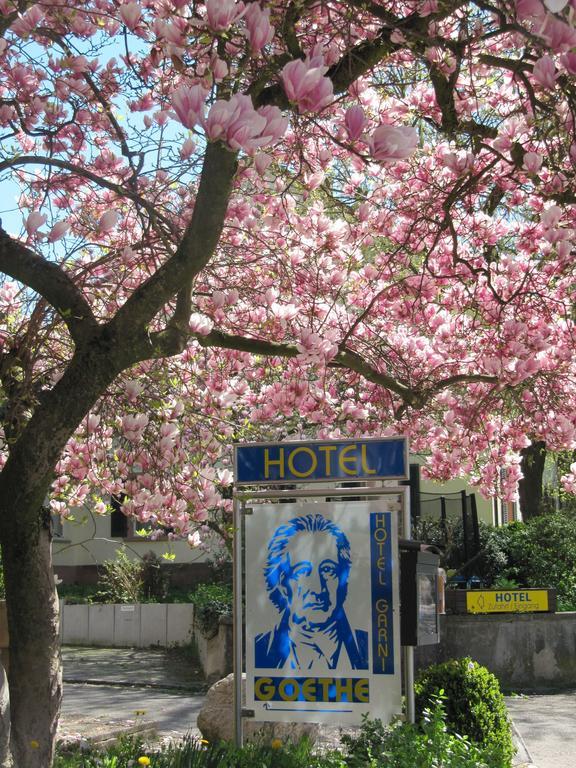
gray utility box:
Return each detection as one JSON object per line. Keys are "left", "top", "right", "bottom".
{"left": 400, "top": 548, "right": 441, "bottom": 647}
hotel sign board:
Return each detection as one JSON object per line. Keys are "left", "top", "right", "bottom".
{"left": 234, "top": 437, "right": 408, "bottom": 485}
{"left": 465, "top": 589, "right": 554, "bottom": 614}
{"left": 245, "top": 498, "right": 402, "bottom": 725}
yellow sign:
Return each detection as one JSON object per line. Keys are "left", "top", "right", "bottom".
{"left": 466, "top": 589, "right": 549, "bottom": 614}
{"left": 254, "top": 676, "right": 369, "bottom": 703}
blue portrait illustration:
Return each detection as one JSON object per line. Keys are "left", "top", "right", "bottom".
{"left": 255, "top": 513, "right": 368, "bottom": 671}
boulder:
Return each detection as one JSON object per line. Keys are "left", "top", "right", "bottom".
{"left": 197, "top": 673, "right": 319, "bottom": 745}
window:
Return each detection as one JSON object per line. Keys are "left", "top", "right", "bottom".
{"left": 110, "top": 494, "right": 129, "bottom": 538}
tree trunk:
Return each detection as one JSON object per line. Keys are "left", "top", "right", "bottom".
{"left": 0, "top": 342, "right": 123, "bottom": 766}
{"left": 518, "top": 440, "right": 546, "bottom": 521}
{"left": 0, "top": 512, "right": 60, "bottom": 768}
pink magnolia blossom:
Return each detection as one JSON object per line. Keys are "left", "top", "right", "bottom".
{"left": 541, "top": 16, "right": 576, "bottom": 51}
{"left": 296, "top": 328, "right": 339, "bottom": 362}
{"left": 244, "top": 3, "right": 274, "bottom": 52}
{"left": 443, "top": 151, "right": 474, "bottom": 174}
{"left": 523, "top": 151, "right": 543, "bottom": 173}
{"left": 171, "top": 84, "right": 208, "bottom": 130}
{"left": 122, "top": 413, "right": 149, "bottom": 442}
{"left": 25, "top": 211, "right": 47, "bottom": 236}
{"left": 189, "top": 313, "right": 213, "bottom": 335}
{"left": 98, "top": 209, "right": 120, "bottom": 232}
{"left": 541, "top": 205, "right": 562, "bottom": 228}
{"left": 211, "top": 57, "right": 228, "bottom": 81}
{"left": 125, "top": 380, "right": 143, "bottom": 401}
{"left": 50, "top": 500, "right": 68, "bottom": 516}
{"left": 515, "top": 0, "right": 546, "bottom": 20}
{"left": 205, "top": 95, "right": 286, "bottom": 153}
{"left": 368, "top": 124, "right": 419, "bottom": 163}
{"left": 344, "top": 105, "right": 366, "bottom": 140}
{"left": 47, "top": 220, "right": 70, "bottom": 242}
{"left": 94, "top": 501, "right": 107, "bottom": 515}
{"left": 357, "top": 202, "right": 370, "bottom": 222}
{"left": 257, "top": 105, "right": 288, "bottom": 143}
{"left": 532, "top": 55, "right": 557, "bottom": 89}
{"left": 11, "top": 6, "right": 45, "bottom": 37}
{"left": 205, "top": 0, "right": 245, "bottom": 32}
{"left": 119, "top": 2, "right": 142, "bottom": 30}
{"left": 559, "top": 51, "right": 576, "bottom": 74}
{"left": 218, "top": 468, "right": 234, "bottom": 485}
{"left": 281, "top": 53, "right": 334, "bottom": 113}
{"left": 179, "top": 138, "right": 196, "bottom": 159}
{"left": 86, "top": 414, "right": 100, "bottom": 433}
{"left": 254, "top": 152, "right": 272, "bottom": 175}
{"left": 305, "top": 171, "right": 324, "bottom": 190}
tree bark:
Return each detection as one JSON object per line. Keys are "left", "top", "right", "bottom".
{"left": 0, "top": 513, "right": 59, "bottom": 768}
{"left": 0, "top": 338, "right": 123, "bottom": 765}
{"left": 518, "top": 440, "right": 546, "bottom": 521}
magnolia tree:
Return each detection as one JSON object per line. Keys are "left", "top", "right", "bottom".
{"left": 2, "top": 0, "right": 576, "bottom": 763}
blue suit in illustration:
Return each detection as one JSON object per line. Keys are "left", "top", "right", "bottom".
{"left": 254, "top": 513, "right": 368, "bottom": 672}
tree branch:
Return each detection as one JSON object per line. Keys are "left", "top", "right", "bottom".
{"left": 0, "top": 156, "right": 172, "bottom": 229}
{"left": 110, "top": 141, "right": 238, "bottom": 340}
{"left": 194, "top": 329, "right": 419, "bottom": 406}
{"left": 0, "top": 228, "right": 97, "bottom": 344}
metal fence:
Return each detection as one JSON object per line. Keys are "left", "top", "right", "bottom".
{"left": 416, "top": 490, "right": 480, "bottom": 561}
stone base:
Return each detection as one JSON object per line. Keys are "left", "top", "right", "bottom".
{"left": 197, "top": 673, "right": 319, "bottom": 745}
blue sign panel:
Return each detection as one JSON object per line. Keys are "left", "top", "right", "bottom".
{"left": 235, "top": 438, "right": 407, "bottom": 485}
{"left": 370, "top": 511, "right": 395, "bottom": 675}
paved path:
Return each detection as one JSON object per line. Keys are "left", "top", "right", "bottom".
{"left": 60, "top": 646, "right": 576, "bottom": 766}
{"left": 59, "top": 646, "right": 206, "bottom": 747}
{"left": 505, "top": 691, "right": 576, "bottom": 768}
{"left": 61, "top": 646, "right": 205, "bottom": 691}
{"left": 61, "top": 683, "right": 204, "bottom": 744}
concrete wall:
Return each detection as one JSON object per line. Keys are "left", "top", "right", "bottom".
{"left": 415, "top": 612, "right": 576, "bottom": 692}
{"left": 60, "top": 603, "right": 194, "bottom": 647}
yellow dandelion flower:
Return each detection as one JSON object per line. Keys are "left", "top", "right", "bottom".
{"left": 138, "top": 757, "right": 151, "bottom": 766}
{"left": 271, "top": 738, "right": 282, "bottom": 750}
{"left": 30, "top": 740, "right": 39, "bottom": 749}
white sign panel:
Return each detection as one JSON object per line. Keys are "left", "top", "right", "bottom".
{"left": 245, "top": 498, "right": 402, "bottom": 725}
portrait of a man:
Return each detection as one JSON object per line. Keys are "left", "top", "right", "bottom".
{"left": 254, "top": 512, "right": 368, "bottom": 671}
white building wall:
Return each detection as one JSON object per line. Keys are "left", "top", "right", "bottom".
{"left": 52, "top": 506, "right": 208, "bottom": 567}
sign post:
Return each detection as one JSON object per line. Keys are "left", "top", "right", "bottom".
{"left": 233, "top": 437, "right": 409, "bottom": 743}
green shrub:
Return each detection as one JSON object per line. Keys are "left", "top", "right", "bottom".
{"left": 55, "top": 734, "right": 147, "bottom": 767}
{"left": 501, "top": 514, "right": 576, "bottom": 609}
{"left": 414, "top": 518, "right": 509, "bottom": 586}
{"left": 415, "top": 657, "right": 515, "bottom": 767}
{"left": 55, "top": 734, "right": 335, "bottom": 768}
{"left": 190, "top": 582, "right": 233, "bottom": 638}
{"left": 55, "top": 711, "right": 506, "bottom": 768}
{"left": 419, "top": 511, "right": 576, "bottom": 608}
{"left": 57, "top": 583, "right": 100, "bottom": 604}
{"left": 95, "top": 547, "right": 144, "bottom": 603}
{"left": 141, "top": 550, "right": 169, "bottom": 601}
{"left": 340, "top": 714, "right": 391, "bottom": 765}
{"left": 341, "top": 700, "right": 508, "bottom": 768}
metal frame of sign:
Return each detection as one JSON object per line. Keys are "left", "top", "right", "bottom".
{"left": 232, "top": 479, "right": 413, "bottom": 746}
